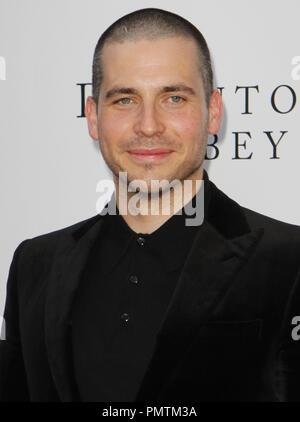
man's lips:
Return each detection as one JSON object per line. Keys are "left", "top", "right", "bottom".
{"left": 127, "top": 148, "right": 174, "bottom": 162}
{"left": 128, "top": 149, "right": 174, "bottom": 155}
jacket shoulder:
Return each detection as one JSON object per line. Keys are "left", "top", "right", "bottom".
{"left": 242, "top": 206, "right": 300, "bottom": 240}
{"left": 240, "top": 205, "right": 300, "bottom": 267}
{"left": 207, "top": 178, "right": 300, "bottom": 244}
{"left": 17, "top": 213, "right": 103, "bottom": 258}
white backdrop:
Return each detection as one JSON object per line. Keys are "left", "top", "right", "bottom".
{"left": 1, "top": 0, "right": 300, "bottom": 315}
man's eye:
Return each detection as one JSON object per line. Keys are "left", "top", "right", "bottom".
{"left": 115, "top": 98, "right": 132, "bottom": 105}
{"left": 168, "top": 95, "right": 185, "bottom": 103}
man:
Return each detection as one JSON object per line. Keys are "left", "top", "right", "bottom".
{"left": 1, "top": 7, "right": 300, "bottom": 402}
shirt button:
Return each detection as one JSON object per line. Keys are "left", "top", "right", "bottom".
{"left": 137, "top": 236, "right": 146, "bottom": 246}
{"left": 121, "top": 313, "right": 130, "bottom": 323}
{"left": 129, "top": 275, "right": 139, "bottom": 284}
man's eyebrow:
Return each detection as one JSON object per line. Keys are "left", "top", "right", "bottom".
{"left": 104, "top": 87, "right": 139, "bottom": 100}
{"left": 104, "top": 84, "right": 196, "bottom": 100}
{"left": 159, "top": 85, "right": 196, "bottom": 96}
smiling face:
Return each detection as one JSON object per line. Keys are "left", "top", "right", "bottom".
{"left": 86, "top": 36, "right": 222, "bottom": 193}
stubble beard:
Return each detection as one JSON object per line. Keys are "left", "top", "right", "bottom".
{"left": 98, "top": 131, "right": 207, "bottom": 199}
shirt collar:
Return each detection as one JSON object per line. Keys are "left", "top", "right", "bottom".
{"left": 99, "top": 171, "right": 211, "bottom": 274}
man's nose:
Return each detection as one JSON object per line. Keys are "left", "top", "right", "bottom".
{"left": 133, "top": 102, "right": 165, "bottom": 137}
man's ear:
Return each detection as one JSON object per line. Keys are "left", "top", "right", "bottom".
{"left": 85, "top": 96, "right": 99, "bottom": 141}
{"left": 207, "top": 89, "right": 223, "bottom": 135}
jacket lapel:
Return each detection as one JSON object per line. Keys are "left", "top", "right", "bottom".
{"left": 135, "top": 181, "right": 264, "bottom": 401}
{"left": 44, "top": 214, "right": 105, "bottom": 401}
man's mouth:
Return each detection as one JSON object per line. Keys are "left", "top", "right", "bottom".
{"left": 127, "top": 148, "right": 174, "bottom": 162}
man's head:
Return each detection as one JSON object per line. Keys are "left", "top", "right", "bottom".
{"left": 92, "top": 8, "right": 214, "bottom": 108}
{"left": 86, "top": 8, "right": 222, "bottom": 194}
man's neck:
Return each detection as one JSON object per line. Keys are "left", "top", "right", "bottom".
{"left": 113, "top": 169, "right": 204, "bottom": 234}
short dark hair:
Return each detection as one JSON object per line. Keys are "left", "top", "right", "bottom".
{"left": 92, "top": 8, "right": 214, "bottom": 107}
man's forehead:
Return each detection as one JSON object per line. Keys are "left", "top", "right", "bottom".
{"left": 101, "top": 36, "right": 200, "bottom": 66}
{"left": 100, "top": 37, "right": 202, "bottom": 90}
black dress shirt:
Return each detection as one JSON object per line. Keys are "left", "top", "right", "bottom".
{"left": 71, "top": 183, "right": 207, "bottom": 402}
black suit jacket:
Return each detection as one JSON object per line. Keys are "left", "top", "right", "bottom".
{"left": 1, "top": 176, "right": 300, "bottom": 402}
